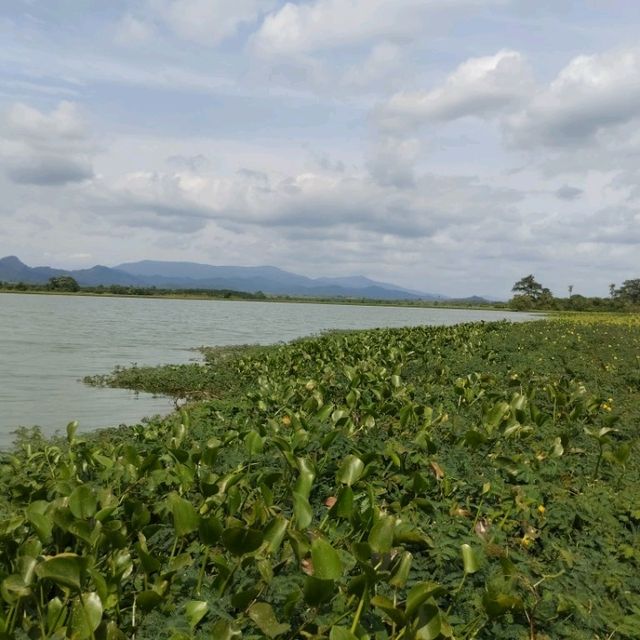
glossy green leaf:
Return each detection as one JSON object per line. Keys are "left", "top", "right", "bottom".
{"left": 248, "top": 602, "right": 291, "bottom": 638}
{"left": 263, "top": 516, "right": 289, "bottom": 555}
{"left": 293, "top": 491, "right": 313, "bottom": 529}
{"left": 336, "top": 455, "right": 364, "bottom": 486}
{"left": 311, "top": 537, "right": 343, "bottom": 580}
{"left": 461, "top": 543, "right": 480, "bottom": 574}
{"left": 46, "top": 597, "right": 65, "bottom": 634}
{"left": 405, "top": 582, "right": 446, "bottom": 617}
{"left": 69, "top": 485, "right": 98, "bottom": 520}
{"left": 36, "top": 553, "right": 85, "bottom": 591}
{"left": 26, "top": 501, "right": 53, "bottom": 542}
{"left": 70, "top": 592, "right": 103, "bottom": 639}
{"left": 371, "top": 595, "right": 406, "bottom": 626}
{"left": 168, "top": 493, "right": 199, "bottom": 537}
{"left": 185, "top": 600, "right": 208, "bottom": 628}
{"left": 369, "top": 514, "right": 395, "bottom": 553}
{"left": 389, "top": 551, "right": 413, "bottom": 588}
{"left": 415, "top": 603, "right": 441, "bottom": 640}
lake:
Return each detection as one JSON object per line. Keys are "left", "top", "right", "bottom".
{"left": 0, "top": 293, "right": 536, "bottom": 447}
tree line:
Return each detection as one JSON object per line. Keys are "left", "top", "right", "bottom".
{"left": 0, "top": 276, "right": 266, "bottom": 300}
{"left": 510, "top": 274, "right": 640, "bottom": 310}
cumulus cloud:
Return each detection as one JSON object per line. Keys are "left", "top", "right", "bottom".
{"left": 78, "top": 161, "right": 522, "bottom": 246}
{"left": 378, "top": 50, "right": 533, "bottom": 131}
{"left": 507, "top": 48, "right": 640, "bottom": 147}
{"left": 146, "top": 0, "right": 275, "bottom": 46}
{"left": 252, "top": 0, "right": 503, "bottom": 56}
{"left": 4, "top": 102, "right": 87, "bottom": 146}
{"left": 0, "top": 101, "right": 94, "bottom": 186}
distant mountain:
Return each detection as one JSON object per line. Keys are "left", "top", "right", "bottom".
{"left": 0, "top": 256, "right": 443, "bottom": 300}
{"left": 115, "top": 260, "right": 443, "bottom": 300}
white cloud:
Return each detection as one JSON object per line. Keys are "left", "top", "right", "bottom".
{"left": 507, "top": 48, "right": 640, "bottom": 147}
{"left": 4, "top": 101, "right": 87, "bottom": 146}
{"left": 0, "top": 101, "right": 94, "bottom": 186}
{"left": 378, "top": 50, "right": 533, "bottom": 131}
{"left": 252, "top": 0, "right": 504, "bottom": 56}
{"left": 148, "top": 0, "right": 275, "bottom": 46}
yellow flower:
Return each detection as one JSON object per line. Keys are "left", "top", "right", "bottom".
{"left": 537, "top": 505, "right": 546, "bottom": 514}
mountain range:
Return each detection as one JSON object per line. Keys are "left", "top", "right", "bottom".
{"left": 0, "top": 256, "right": 444, "bottom": 300}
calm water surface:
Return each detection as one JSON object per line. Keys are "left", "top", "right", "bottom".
{"left": 0, "top": 293, "right": 536, "bottom": 446}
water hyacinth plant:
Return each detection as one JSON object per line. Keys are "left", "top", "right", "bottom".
{"left": 1, "top": 316, "right": 640, "bottom": 638}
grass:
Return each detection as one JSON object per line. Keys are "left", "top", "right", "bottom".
{"left": 1, "top": 315, "right": 639, "bottom": 639}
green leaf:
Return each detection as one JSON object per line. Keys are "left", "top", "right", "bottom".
{"left": 222, "top": 526, "right": 263, "bottom": 556}
{"left": 185, "top": 600, "right": 208, "bottom": 629}
{"left": 371, "top": 595, "right": 406, "bottom": 626}
{"left": 263, "top": 516, "right": 289, "bottom": 555}
{"left": 36, "top": 553, "right": 85, "bottom": 591}
{"left": 26, "top": 501, "right": 53, "bottom": 542}
{"left": 199, "top": 515, "right": 223, "bottom": 546}
{"left": 461, "top": 543, "right": 480, "bottom": 574}
{"left": 311, "top": 537, "right": 343, "bottom": 580}
{"left": 1, "top": 575, "right": 31, "bottom": 602}
{"left": 136, "top": 590, "right": 164, "bottom": 612}
{"left": 69, "top": 485, "right": 98, "bottom": 520}
{"left": 70, "top": 593, "right": 103, "bottom": 640}
{"left": 294, "top": 458, "right": 315, "bottom": 499}
{"left": 248, "top": 602, "right": 291, "bottom": 638}
{"left": 330, "top": 486, "right": 354, "bottom": 519}
{"left": 485, "top": 401, "right": 510, "bottom": 431}
{"left": 293, "top": 492, "right": 313, "bottom": 529}
{"left": 415, "top": 603, "right": 441, "bottom": 640}
{"left": 369, "top": 515, "right": 395, "bottom": 553}
{"left": 330, "top": 627, "right": 359, "bottom": 640}
{"left": 210, "top": 620, "right": 242, "bottom": 640}
{"left": 303, "top": 576, "right": 335, "bottom": 606}
{"left": 405, "top": 582, "right": 446, "bottom": 617}
{"left": 336, "top": 455, "right": 365, "bottom": 486}
{"left": 46, "top": 597, "right": 65, "bottom": 634}
{"left": 389, "top": 551, "right": 413, "bottom": 588}
{"left": 67, "top": 420, "right": 78, "bottom": 444}
{"left": 245, "top": 430, "right": 264, "bottom": 456}
{"left": 168, "top": 493, "right": 199, "bottom": 537}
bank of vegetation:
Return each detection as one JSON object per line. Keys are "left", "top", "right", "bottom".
{"left": 1, "top": 316, "right": 640, "bottom": 639}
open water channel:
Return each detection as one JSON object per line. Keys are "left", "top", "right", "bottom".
{"left": 0, "top": 293, "right": 537, "bottom": 447}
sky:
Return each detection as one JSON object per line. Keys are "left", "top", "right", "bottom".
{"left": 0, "top": 0, "right": 639, "bottom": 298}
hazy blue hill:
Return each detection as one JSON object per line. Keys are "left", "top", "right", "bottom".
{"left": 115, "top": 260, "right": 312, "bottom": 287}
{"left": 1, "top": 256, "right": 441, "bottom": 300}
{"left": 116, "top": 260, "right": 440, "bottom": 299}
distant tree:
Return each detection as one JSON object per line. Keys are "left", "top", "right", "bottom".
{"left": 609, "top": 283, "right": 616, "bottom": 298}
{"left": 47, "top": 276, "right": 80, "bottom": 292}
{"left": 568, "top": 284, "right": 573, "bottom": 297}
{"left": 512, "top": 275, "right": 546, "bottom": 300}
{"left": 617, "top": 279, "right": 640, "bottom": 304}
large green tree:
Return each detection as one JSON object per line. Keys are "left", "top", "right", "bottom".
{"left": 511, "top": 274, "right": 551, "bottom": 301}
{"left": 47, "top": 275, "right": 80, "bottom": 292}
{"left": 616, "top": 279, "right": 640, "bottom": 303}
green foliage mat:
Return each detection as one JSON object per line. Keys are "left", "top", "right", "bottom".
{"left": 2, "top": 317, "right": 640, "bottom": 639}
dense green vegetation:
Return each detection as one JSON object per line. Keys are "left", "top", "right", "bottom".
{"left": 0, "top": 279, "right": 266, "bottom": 301}
{"left": 2, "top": 316, "right": 640, "bottom": 639}
{"left": 509, "top": 275, "right": 640, "bottom": 312}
